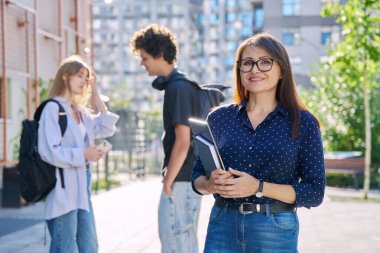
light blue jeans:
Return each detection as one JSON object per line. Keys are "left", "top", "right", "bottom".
{"left": 158, "top": 182, "right": 202, "bottom": 253}
{"left": 46, "top": 171, "right": 98, "bottom": 253}
{"left": 204, "top": 206, "right": 299, "bottom": 253}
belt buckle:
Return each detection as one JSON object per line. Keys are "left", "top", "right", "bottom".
{"left": 239, "top": 203, "right": 254, "bottom": 215}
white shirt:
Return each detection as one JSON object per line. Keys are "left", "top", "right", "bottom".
{"left": 38, "top": 96, "right": 119, "bottom": 220}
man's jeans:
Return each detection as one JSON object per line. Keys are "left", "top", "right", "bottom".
{"left": 46, "top": 171, "right": 98, "bottom": 253}
{"left": 158, "top": 182, "right": 202, "bottom": 253}
{"left": 204, "top": 206, "right": 299, "bottom": 253}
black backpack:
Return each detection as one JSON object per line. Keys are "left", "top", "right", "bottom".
{"left": 172, "top": 72, "right": 228, "bottom": 119}
{"left": 18, "top": 99, "right": 67, "bottom": 203}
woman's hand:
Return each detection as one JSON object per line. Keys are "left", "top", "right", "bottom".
{"left": 215, "top": 168, "right": 259, "bottom": 198}
{"left": 206, "top": 168, "right": 234, "bottom": 194}
{"left": 88, "top": 70, "right": 108, "bottom": 113}
{"left": 89, "top": 71, "right": 98, "bottom": 93}
{"left": 84, "top": 146, "right": 105, "bottom": 162}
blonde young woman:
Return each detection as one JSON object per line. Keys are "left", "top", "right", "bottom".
{"left": 38, "top": 55, "right": 119, "bottom": 253}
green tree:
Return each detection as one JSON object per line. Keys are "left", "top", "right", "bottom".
{"left": 106, "top": 82, "right": 133, "bottom": 110}
{"left": 304, "top": 0, "right": 380, "bottom": 199}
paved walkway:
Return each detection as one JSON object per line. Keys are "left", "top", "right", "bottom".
{"left": 0, "top": 175, "right": 379, "bottom": 253}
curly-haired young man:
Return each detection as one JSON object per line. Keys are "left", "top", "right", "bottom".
{"left": 130, "top": 24, "right": 201, "bottom": 253}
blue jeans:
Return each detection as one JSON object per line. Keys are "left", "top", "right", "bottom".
{"left": 158, "top": 182, "right": 202, "bottom": 253}
{"left": 46, "top": 171, "right": 98, "bottom": 253}
{"left": 204, "top": 206, "right": 299, "bottom": 253}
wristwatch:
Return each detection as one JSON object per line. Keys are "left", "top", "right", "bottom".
{"left": 255, "top": 179, "right": 264, "bottom": 198}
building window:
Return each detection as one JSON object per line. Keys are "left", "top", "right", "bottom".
{"left": 224, "top": 55, "right": 235, "bottom": 67}
{"left": 240, "top": 27, "right": 251, "bottom": 37}
{"left": 321, "top": 31, "right": 331, "bottom": 45}
{"left": 226, "top": 12, "right": 236, "bottom": 23}
{"left": 109, "top": 6, "right": 117, "bottom": 16}
{"left": 209, "top": 13, "right": 219, "bottom": 25}
{"left": 282, "top": 0, "right": 300, "bottom": 16}
{"left": 93, "top": 19, "right": 101, "bottom": 30}
{"left": 158, "top": 17, "right": 169, "bottom": 26}
{"left": 173, "top": 4, "right": 182, "bottom": 15}
{"left": 198, "top": 13, "right": 205, "bottom": 26}
{"left": 321, "top": 26, "right": 340, "bottom": 45}
{"left": 253, "top": 6, "right": 264, "bottom": 30}
{"left": 241, "top": 11, "right": 253, "bottom": 26}
{"left": 158, "top": 4, "right": 171, "bottom": 16}
{"left": 124, "top": 5, "right": 133, "bottom": 15}
{"left": 290, "top": 57, "right": 302, "bottom": 74}
{"left": 282, "top": 28, "right": 300, "bottom": 45}
{"left": 227, "top": 0, "right": 236, "bottom": 7}
{"left": 93, "top": 6, "right": 101, "bottom": 16}
{"left": 94, "top": 33, "right": 101, "bottom": 43}
{"left": 107, "top": 19, "right": 118, "bottom": 30}
{"left": 211, "top": 0, "right": 219, "bottom": 11}
{"left": 227, "top": 41, "right": 236, "bottom": 52}
{"left": 225, "top": 27, "right": 236, "bottom": 37}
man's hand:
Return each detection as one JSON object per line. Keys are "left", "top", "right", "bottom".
{"left": 162, "top": 177, "right": 173, "bottom": 197}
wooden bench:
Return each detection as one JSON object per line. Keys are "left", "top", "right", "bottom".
{"left": 324, "top": 158, "right": 364, "bottom": 189}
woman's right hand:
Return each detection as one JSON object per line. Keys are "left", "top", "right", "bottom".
{"left": 206, "top": 168, "right": 233, "bottom": 194}
{"left": 84, "top": 146, "right": 104, "bottom": 162}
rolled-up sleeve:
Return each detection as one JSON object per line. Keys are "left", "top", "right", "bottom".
{"left": 90, "top": 111, "right": 119, "bottom": 138}
{"left": 292, "top": 117, "right": 326, "bottom": 208}
{"left": 191, "top": 156, "right": 207, "bottom": 195}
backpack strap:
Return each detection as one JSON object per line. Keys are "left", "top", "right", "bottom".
{"left": 34, "top": 99, "right": 67, "bottom": 136}
{"left": 171, "top": 71, "right": 202, "bottom": 89}
{"left": 34, "top": 99, "right": 67, "bottom": 188}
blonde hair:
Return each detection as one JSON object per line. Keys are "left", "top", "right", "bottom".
{"left": 48, "top": 55, "right": 91, "bottom": 107}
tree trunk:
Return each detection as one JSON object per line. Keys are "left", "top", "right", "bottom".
{"left": 362, "top": 58, "right": 371, "bottom": 200}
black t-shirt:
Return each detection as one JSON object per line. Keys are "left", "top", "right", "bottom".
{"left": 155, "top": 69, "right": 199, "bottom": 182}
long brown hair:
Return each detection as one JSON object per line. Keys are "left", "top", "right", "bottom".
{"left": 48, "top": 55, "right": 91, "bottom": 107}
{"left": 233, "top": 33, "right": 319, "bottom": 139}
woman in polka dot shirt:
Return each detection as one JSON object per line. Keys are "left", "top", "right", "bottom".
{"left": 192, "top": 33, "right": 326, "bottom": 253}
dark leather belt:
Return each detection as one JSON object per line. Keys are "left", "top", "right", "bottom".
{"left": 215, "top": 198, "right": 295, "bottom": 215}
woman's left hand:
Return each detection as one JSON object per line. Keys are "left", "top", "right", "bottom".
{"left": 215, "top": 168, "right": 259, "bottom": 198}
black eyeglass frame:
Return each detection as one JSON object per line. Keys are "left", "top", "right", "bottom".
{"left": 237, "top": 58, "right": 275, "bottom": 73}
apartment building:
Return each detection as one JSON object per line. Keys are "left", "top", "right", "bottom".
{"left": 251, "top": 0, "right": 341, "bottom": 87}
{"left": 93, "top": 0, "right": 340, "bottom": 110}
{"left": 201, "top": 0, "right": 253, "bottom": 85}
{"left": 92, "top": 0, "right": 203, "bottom": 111}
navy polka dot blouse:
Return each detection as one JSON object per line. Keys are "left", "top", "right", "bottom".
{"left": 191, "top": 102, "right": 326, "bottom": 208}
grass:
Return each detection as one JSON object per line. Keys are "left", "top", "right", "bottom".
{"left": 92, "top": 178, "right": 122, "bottom": 191}
{"left": 329, "top": 195, "right": 380, "bottom": 203}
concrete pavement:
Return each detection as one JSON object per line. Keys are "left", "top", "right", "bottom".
{"left": 0, "top": 175, "right": 379, "bottom": 253}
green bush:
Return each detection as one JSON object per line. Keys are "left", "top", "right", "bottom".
{"left": 326, "top": 172, "right": 379, "bottom": 189}
{"left": 92, "top": 178, "right": 121, "bottom": 191}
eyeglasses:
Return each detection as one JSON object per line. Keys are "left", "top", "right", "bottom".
{"left": 237, "top": 58, "right": 275, "bottom": 73}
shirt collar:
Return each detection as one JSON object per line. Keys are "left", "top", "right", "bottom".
{"left": 237, "top": 99, "right": 289, "bottom": 118}
{"left": 52, "top": 96, "right": 70, "bottom": 104}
